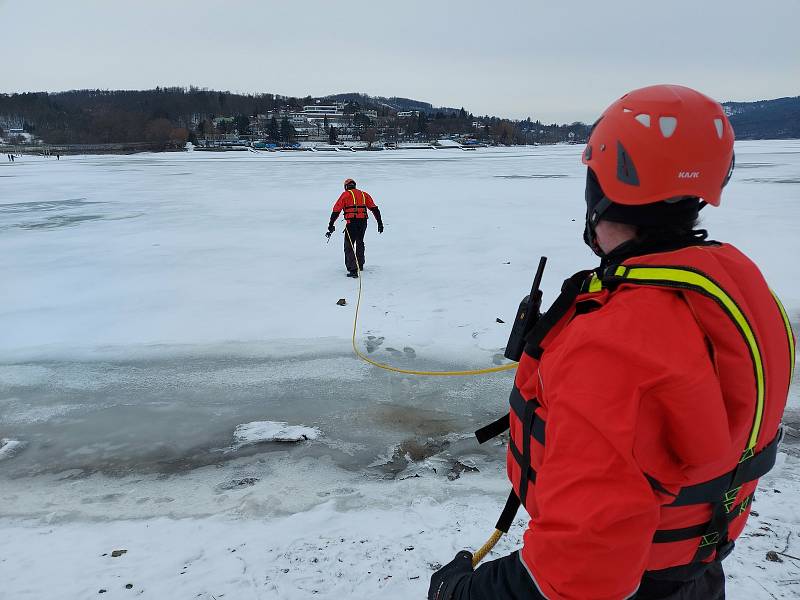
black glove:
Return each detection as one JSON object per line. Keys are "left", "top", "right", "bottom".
{"left": 377, "top": 222, "right": 384, "bottom": 234}
{"left": 428, "top": 551, "right": 473, "bottom": 600}
{"left": 328, "top": 223, "right": 335, "bottom": 233}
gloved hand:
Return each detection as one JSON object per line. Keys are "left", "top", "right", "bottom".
{"left": 328, "top": 223, "right": 335, "bottom": 233}
{"left": 325, "top": 231, "right": 332, "bottom": 240}
{"left": 377, "top": 223, "right": 384, "bottom": 234}
{"left": 428, "top": 551, "right": 473, "bottom": 600}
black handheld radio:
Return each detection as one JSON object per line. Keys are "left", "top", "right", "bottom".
{"left": 504, "top": 256, "right": 547, "bottom": 362}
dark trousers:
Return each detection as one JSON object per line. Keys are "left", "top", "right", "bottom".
{"left": 636, "top": 562, "right": 725, "bottom": 600}
{"left": 344, "top": 219, "right": 367, "bottom": 272}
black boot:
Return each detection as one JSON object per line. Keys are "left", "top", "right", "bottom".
{"left": 347, "top": 270, "right": 359, "bottom": 278}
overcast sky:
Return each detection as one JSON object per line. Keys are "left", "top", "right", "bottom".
{"left": 1, "top": 0, "right": 797, "bottom": 123}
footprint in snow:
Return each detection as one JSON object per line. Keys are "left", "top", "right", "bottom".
{"left": 365, "top": 336, "right": 385, "bottom": 353}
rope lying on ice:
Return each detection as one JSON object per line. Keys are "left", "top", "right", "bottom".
{"left": 343, "top": 226, "right": 518, "bottom": 377}
{"left": 342, "top": 226, "right": 513, "bottom": 566}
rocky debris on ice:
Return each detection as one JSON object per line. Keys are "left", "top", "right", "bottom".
{"left": 233, "top": 421, "right": 321, "bottom": 448}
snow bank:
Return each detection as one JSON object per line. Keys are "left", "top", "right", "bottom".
{"left": 233, "top": 421, "right": 321, "bottom": 446}
{"left": 1, "top": 453, "right": 799, "bottom": 599}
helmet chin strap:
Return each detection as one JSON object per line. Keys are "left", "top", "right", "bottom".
{"left": 583, "top": 196, "right": 612, "bottom": 258}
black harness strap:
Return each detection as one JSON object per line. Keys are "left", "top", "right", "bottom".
{"left": 518, "top": 400, "right": 537, "bottom": 507}
{"left": 508, "top": 442, "right": 537, "bottom": 484}
{"left": 664, "top": 430, "right": 781, "bottom": 506}
{"left": 495, "top": 491, "right": 522, "bottom": 533}
{"left": 653, "top": 494, "right": 753, "bottom": 544}
{"left": 524, "top": 271, "right": 591, "bottom": 359}
{"left": 475, "top": 385, "right": 548, "bottom": 446}
{"left": 475, "top": 414, "right": 509, "bottom": 444}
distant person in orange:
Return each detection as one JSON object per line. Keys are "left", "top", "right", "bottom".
{"left": 327, "top": 178, "right": 384, "bottom": 277}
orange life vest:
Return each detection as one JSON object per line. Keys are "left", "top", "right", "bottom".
{"left": 343, "top": 189, "right": 368, "bottom": 220}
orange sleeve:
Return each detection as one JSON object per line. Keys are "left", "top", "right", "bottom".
{"left": 332, "top": 191, "right": 348, "bottom": 212}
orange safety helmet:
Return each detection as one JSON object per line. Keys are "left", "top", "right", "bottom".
{"left": 344, "top": 178, "right": 356, "bottom": 190}
{"left": 582, "top": 85, "right": 735, "bottom": 207}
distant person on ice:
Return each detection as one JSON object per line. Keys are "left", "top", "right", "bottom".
{"left": 428, "top": 85, "right": 794, "bottom": 600}
{"left": 327, "top": 178, "right": 384, "bottom": 278}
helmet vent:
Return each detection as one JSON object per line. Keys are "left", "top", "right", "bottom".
{"left": 659, "top": 116, "right": 678, "bottom": 138}
{"left": 714, "top": 118, "right": 724, "bottom": 139}
{"left": 623, "top": 107, "right": 633, "bottom": 113}
{"left": 616, "top": 141, "right": 640, "bottom": 186}
{"left": 634, "top": 113, "right": 651, "bottom": 128}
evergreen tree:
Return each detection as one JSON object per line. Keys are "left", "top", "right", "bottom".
{"left": 234, "top": 114, "right": 251, "bottom": 136}
{"left": 328, "top": 125, "right": 338, "bottom": 145}
{"left": 417, "top": 113, "right": 428, "bottom": 137}
{"left": 267, "top": 117, "right": 280, "bottom": 141}
{"left": 280, "top": 117, "right": 296, "bottom": 142}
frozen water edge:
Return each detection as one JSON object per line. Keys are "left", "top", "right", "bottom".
{"left": 0, "top": 351, "right": 514, "bottom": 479}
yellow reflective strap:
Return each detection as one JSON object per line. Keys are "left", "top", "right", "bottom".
{"left": 588, "top": 273, "right": 603, "bottom": 293}
{"left": 617, "top": 266, "right": 765, "bottom": 452}
{"left": 771, "top": 290, "right": 796, "bottom": 383}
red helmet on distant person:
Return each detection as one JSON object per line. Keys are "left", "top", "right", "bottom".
{"left": 582, "top": 85, "right": 735, "bottom": 207}
{"left": 344, "top": 178, "right": 356, "bottom": 190}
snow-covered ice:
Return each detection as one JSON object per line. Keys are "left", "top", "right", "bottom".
{"left": 1, "top": 143, "right": 798, "bottom": 598}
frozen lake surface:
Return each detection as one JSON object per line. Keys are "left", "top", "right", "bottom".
{"left": 1, "top": 143, "right": 799, "bottom": 598}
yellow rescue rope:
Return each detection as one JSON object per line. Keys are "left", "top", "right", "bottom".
{"left": 342, "top": 225, "right": 514, "bottom": 565}
{"left": 344, "top": 226, "right": 518, "bottom": 376}
{"left": 471, "top": 530, "right": 504, "bottom": 567}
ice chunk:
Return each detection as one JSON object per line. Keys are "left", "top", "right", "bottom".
{"left": 0, "top": 438, "right": 25, "bottom": 461}
{"left": 233, "top": 421, "right": 321, "bottom": 447}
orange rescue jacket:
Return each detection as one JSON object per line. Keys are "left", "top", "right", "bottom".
{"left": 502, "top": 243, "right": 794, "bottom": 599}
